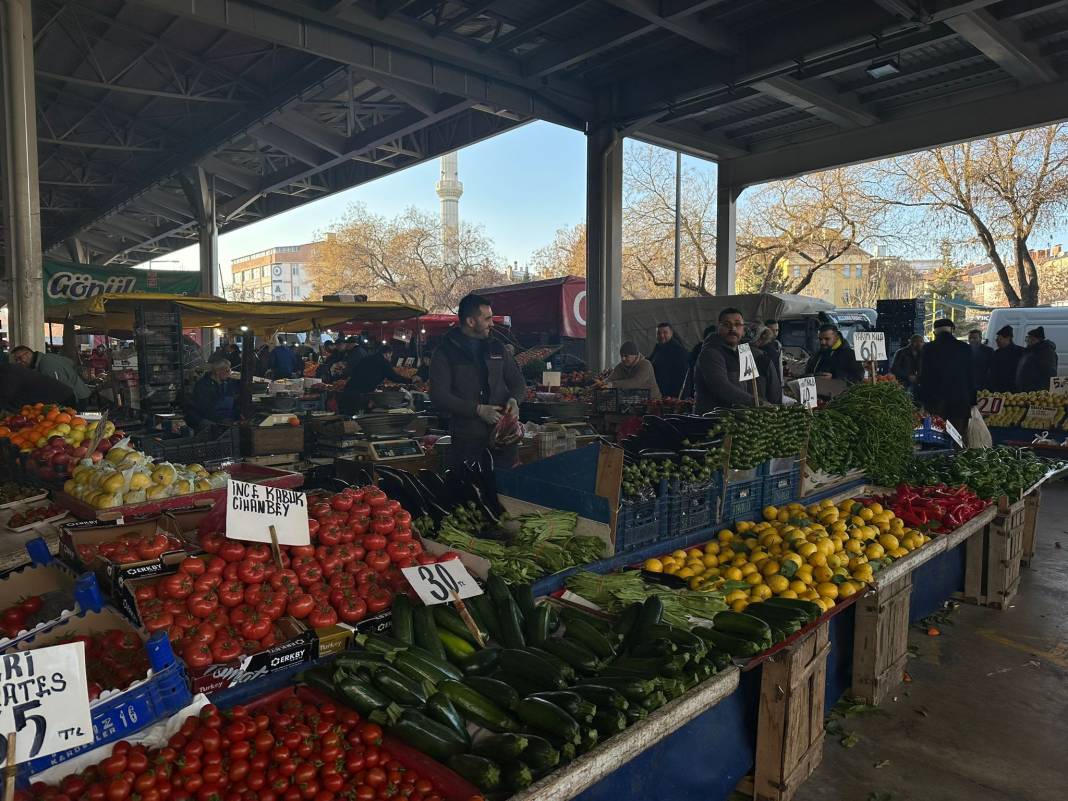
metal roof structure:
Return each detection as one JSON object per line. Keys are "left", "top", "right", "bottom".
{"left": 9, "top": 0, "right": 1068, "bottom": 272}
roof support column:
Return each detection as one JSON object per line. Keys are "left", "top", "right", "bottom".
{"left": 716, "top": 173, "right": 740, "bottom": 296}
{"left": 2, "top": 0, "right": 45, "bottom": 350}
{"left": 585, "top": 126, "right": 623, "bottom": 372}
{"left": 183, "top": 166, "right": 219, "bottom": 357}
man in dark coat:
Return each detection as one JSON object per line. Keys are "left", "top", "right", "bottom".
{"left": 967, "top": 329, "right": 994, "bottom": 391}
{"left": 338, "top": 344, "right": 412, "bottom": 415}
{"left": 681, "top": 324, "right": 715, "bottom": 400}
{"left": 915, "top": 319, "right": 975, "bottom": 437}
{"left": 890, "top": 335, "right": 924, "bottom": 391}
{"left": 1016, "top": 326, "right": 1059, "bottom": 391}
{"left": 988, "top": 325, "right": 1025, "bottom": 392}
{"left": 647, "top": 322, "right": 689, "bottom": 398}
{"left": 693, "top": 308, "right": 760, "bottom": 412}
{"left": 187, "top": 358, "right": 238, "bottom": 430}
{"left": 804, "top": 325, "right": 864, "bottom": 383}
{"left": 430, "top": 294, "right": 526, "bottom": 470}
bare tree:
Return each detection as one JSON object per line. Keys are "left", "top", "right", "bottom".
{"left": 530, "top": 223, "right": 586, "bottom": 278}
{"left": 852, "top": 257, "right": 921, "bottom": 307}
{"left": 1037, "top": 255, "right": 1068, "bottom": 304}
{"left": 877, "top": 125, "right": 1068, "bottom": 307}
{"left": 310, "top": 204, "right": 505, "bottom": 312}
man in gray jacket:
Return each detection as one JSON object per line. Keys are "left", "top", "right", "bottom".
{"left": 11, "top": 345, "right": 90, "bottom": 406}
{"left": 693, "top": 308, "right": 759, "bottom": 413}
{"left": 430, "top": 294, "right": 526, "bottom": 470}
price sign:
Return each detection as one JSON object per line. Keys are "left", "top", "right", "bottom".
{"left": 1025, "top": 405, "right": 1058, "bottom": 425}
{"left": 853, "top": 332, "right": 887, "bottom": 362}
{"left": 792, "top": 377, "right": 818, "bottom": 409}
{"left": 1050, "top": 376, "right": 1068, "bottom": 396}
{"left": 542, "top": 371, "right": 562, "bottom": 388}
{"left": 402, "top": 560, "right": 483, "bottom": 605}
{"left": 0, "top": 641, "right": 94, "bottom": 766}
{"left": 944, "top": 420, "right": 964, "bottom": 447}
{"left": 226, "top": 479, "right": 310, "bottom": 546}
{"left": 737, "top": 344, "right": 760, "bottom": 381}
{"left": 977, "top": 395, "right": 1004, "bottom": 416}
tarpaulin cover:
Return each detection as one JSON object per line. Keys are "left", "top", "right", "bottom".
{"left": 478, "top": 276, "right": 587, "bottom": 338}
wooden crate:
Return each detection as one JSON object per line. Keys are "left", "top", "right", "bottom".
{"left": 749, "top": 622, "right": 831, "bottom": 801}
{"left": 1021, "top": 488, "right": 1042, "bottom": 567}
{"left": 241, "top": 424, "right": 305, "bottom": 456}
{"left": 851, "top": 573, "right": 912, "bottom": 705}
{"left": 959, "top": 499, "right": 1024, "bottom": 609}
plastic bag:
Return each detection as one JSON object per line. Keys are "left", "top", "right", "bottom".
{"left": 493, "top": 411, "right": 523, "bottom": 447}
{"left": 966, "top": 405, "right": 993, "bottom": 449}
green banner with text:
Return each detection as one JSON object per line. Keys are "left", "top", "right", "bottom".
{"left": 44, "top": 259, "right": 201, "bottom": 306}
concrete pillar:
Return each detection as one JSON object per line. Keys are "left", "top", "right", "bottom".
{"left": 585, "top": 126, "right": 623, "bottom": 372}
{"left": 182, "top": 166, "right": 219, "bottom": 358}
{"left": 716, "top": 172, "right": 740, "bottom": 296}
{"left": 2, "top": 0, "right": 45, "bottom": 350}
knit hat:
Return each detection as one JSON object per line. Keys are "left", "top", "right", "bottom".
{"left": 619, "top": 341, "right": 639, "bottom": 357}
{"left": 1028, "top": 326, "right": 1045, "bottom": 339}
{"left": 996, "top": 325, "right": 1013, "bottom": 338}
{"left": 933, "top": 318, "right": 955, "bottom": 330}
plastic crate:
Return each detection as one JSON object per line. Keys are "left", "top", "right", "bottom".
{"left": 662, "top": 478, "right": 720, "bottom": 538}
{"left": 594, "top": 388, "right": 650, "bottom": 413}
{"left": 722, "top": 477, "right": 764, "bottom": 524}
{"left": 136, "top": 426, "right": 240, "bottom": 466}
{"left": 763, "top": 469, "right": 800, "bottom": 508}
{"left": 616, "top": 495, "right": 664, "bottom": 551}
{"left": 763, "top": 457, "right": 800, "bottom": 476}
{"left": 15, "top": 632, "right": 191, "bottom": 779}
{"left": 913, "top": 417, "right": 948, "bottom": 445}
{"left": 141, "top": 311, "right": 181, "bottom": 325}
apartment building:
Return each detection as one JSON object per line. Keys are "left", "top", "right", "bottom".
{"left": 227, "top": 242, "right": 320, "bottom": 302}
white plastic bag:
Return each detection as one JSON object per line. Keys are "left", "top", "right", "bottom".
{"left": 966, "top": 406, "right": 993, "bottom": 449}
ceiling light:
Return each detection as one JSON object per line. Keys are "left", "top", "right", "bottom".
{"left": 866, "top": 58, "right": 900, "bottom": 79}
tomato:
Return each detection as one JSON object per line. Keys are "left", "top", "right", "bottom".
{"left": 101, "top": 755, "right": 128, "bottom": 778}
{"left": 359, "top": 723, "right": 383, "bottom": 746}
{"left": 354, "top": 788, "right": 375, "bottom": 801}
{"left": 388, "top": 528, "right": 412, "bottom": 545}
{"left": 330, "top": 494, "right": 353, "bottom": 512}
{"left": 126, "top": 750, "right": 149, "bottom": 774}
{"left": 237, "top": 560, "right": 267, "bottom": 584}
{"left": 360, "top": 533, "right": 386, "bottom": 552}
{"left": 311, "top": 502, "right": 333, "bottom": 519}
{"left": 182, "top": 642, "right": 213, "bottom": 669}
{"left": 285, "top": 593, "right": 314, "bottom": 620}
{"left": 193, "top": 574, "right": 222, "bottom": 593}
{"left": 105, "top": 778, "right": 131, "bottom": 801}
{"left": 211, "top": 635, "right": 243, "bottom": 663}
{"left": 365, "top": 769, "right": 387, "bottom": 789}
{"left": 143, "top": 610, "right": 174, "bottom": 633}
{"left": 218, "top": 541, "right": 247, "bottom": 563}
{"left": 415, "top": 553, "right": 436, "bottom": 566}
{"left": 137, "top": 534, "right": 171, "bottom": 560}
{"left": 337, "top": 597, "right": 367, "bottom": 624}
{"left": 239, "top": 613, "right": 271, "bottom": 641}
{"left": 363, "top": 488, "right": 387, "bottom": 508}
{"left": 134, "top": 584, "right": 158, "bottom": 601}
{"left": 188, "top": 593, "right": 220, "bottom": 619}
{"left": 370, "top": 514, "right": 395, "bottom": 537}
{"left": 297, "top": 566, "right": 323, "bottom": 587}
{"left": 306, "top": 604, "right": 338, "bottom": 627}
{"left": 365, "top": 551, "right": 390, "bottom": 573}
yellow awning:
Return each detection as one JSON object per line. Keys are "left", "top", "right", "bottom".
{"left": 46, "top": 293, "right": 426, "bottom": 335}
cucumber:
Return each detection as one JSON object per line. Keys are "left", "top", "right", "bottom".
{"left": 526, "top": 605, "right": 552, "bottom": 648}
{"left": 438, "top": 629, "right": 477, "bottom": 662}
{"left": 519, "top": 734, "right": 560, "bottom": 772}
{"left": 459, "top": 647, "right": 500, "bottom": 676}
{"left": 562, "top": 617, "right": 617, "bottom": 659}
{"left": 433, "top": 604, "right": 484, "bottom": 645}
{"left": 468, "top": 594, "right": 503, "bottom": 642}
{"left": 447, "top": 755, "right": 501, "bottom": 793}
{"left": 388, "top": 709, "right": 467, "bottom": 764}
{"left": 712, "top": 611, "right": 773, "bottom": 644}
{"left": 333, "top": 675, "right": 391, "bottom": 715}
{"left": 392, "top": 646, "right": 464, "bottom": 683}
{"left": 692, "top": 626, "right": 762, "bottom": 657}
{"left": 371, "top": 664, "right": 431, "bottom": 706}
{"left": 515, "top": 697, "right": 581, "bottom": 744}
{"left": 391, "top": 594, "right": 414, "bottom": 645}
{"left": 513, "top": 584, "right": 536, "bottom": 620}
{"left": 571, "top": 683, "right": 629, "bottom": 710}
{"left": 497, "top": 593, "right": 527, "bottom": 649}
{"left": 504, "top": 761, "right": 533, "bottom": 792}
{"left": 471, "top": 733, "right": 529, "bottom": 762}
{"left": 425, "top": 692, "right": 470, "bottom": 744}
{"left": 540, "top": 637, "right": 601, "bottom": 675}
{"left": 498, "top": 648, "right": 569, "bottom": 689}
{"left": 464, "top": 676, "right": 520, "bottom": 711}
{"left": 763, "top": 597, "right": 822, "bottom": 619}
{"left": 438, "top": 679, "right": 522, "bottom": 733}
{"left": 413, "top": 605, "right": 447, "bottom": 661}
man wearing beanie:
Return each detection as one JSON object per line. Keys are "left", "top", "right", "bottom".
{"left": 915, "top": 318, "right": 975, "bottom": 438}
{"left": 1016, "top": 326, "right": 1058, "bottom": 391}
{"left": 606, "top": 341, "right": 661, "bottom": 399}
{"left": 988, "top": 325, "right": 1025, "bottom": 392}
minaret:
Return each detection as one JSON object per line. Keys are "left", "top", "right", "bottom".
{"left": 436, "top": 152, "right": 463, "bottom": 268}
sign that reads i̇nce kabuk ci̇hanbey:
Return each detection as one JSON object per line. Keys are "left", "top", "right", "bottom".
{"left": 226, "top": 479, "right": 310, "bottom": 546}
{"left": 0, "top": 641, "right": 94, "bottom": 766}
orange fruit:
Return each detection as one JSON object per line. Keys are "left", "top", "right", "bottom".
{"left": 55, "top": 413, "right": 71, "bottom": 424}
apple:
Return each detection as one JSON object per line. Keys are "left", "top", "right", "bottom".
{"left": 96, "top": 440, "right": 111, "bottom": 454}
{"left": 90, "top": 452, "right": 103, "bottom": 463}
{"left": 72, "top": 446, "right": 88, "bottom": 458}
{"left": 48, "top": 436, "right": 65, "bottom": 447}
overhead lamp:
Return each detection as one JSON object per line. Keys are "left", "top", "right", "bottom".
{"left": 420, "top": 328, "right": 426, "bottom": 334}
{"left": 239, "top": 325, "right": 249, "bottom": 332}
{"left": 866, "top": 58, "right": 900, "bottom": 79}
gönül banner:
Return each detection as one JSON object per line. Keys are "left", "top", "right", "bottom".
{"left": 44, "top": 259, "right": 201, "bottom": 306}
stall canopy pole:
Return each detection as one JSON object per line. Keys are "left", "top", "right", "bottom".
{"left": 674, "top": 150, "right": 682, "bottom": 299}
{"left": 716, "top": 172, "right": 740, "bottom": 296}
{"left": 585, "top": 124, "right": 623, "bottom": 372}
{"left": 240, "top": 333, "right": 255, "bottom": 419}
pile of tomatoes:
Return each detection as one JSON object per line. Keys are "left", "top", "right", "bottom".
{"left": 1, "top": 594, "right": 43, "bottom": 639}
{"left": 19, "top": 694, "right": 472, "bottom": 801}
{"left": 7, "top": 502, "right": 67, "bottom": 529}
{"left": 58, "top": 629, "right": 149, "bottom": 698}
{"left": 75, "top": 530, "right": 186, "bottom": 566}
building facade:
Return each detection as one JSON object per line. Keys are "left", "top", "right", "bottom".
{"left": 782, "top": 244, "right": 874, "bottom": 306}
{"left": 227, "top": 242, "right": 320, "bottom": 302}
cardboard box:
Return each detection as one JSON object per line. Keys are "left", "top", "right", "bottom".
{"left": 187, "top": 617, "right": 315, "bottom": 695}
{"left": 0, "top": 562, "right": 101, "bottom": 647}
{"left": 310, "top": 608, "right": 393, "bottom": 659}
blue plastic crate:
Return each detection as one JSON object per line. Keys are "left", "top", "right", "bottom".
{"left": 16, "top": 631, "right": 191, "bottom": 780}
{"left": 722, "top": 477, "right": 764, "bottom": 524}
{"left": 913, "top": 416, "right": 948, "bottom": 445}
{"left": 764, "top": 457, "right": 800, "bottom": 476}
{"left": 762, "top": 469, "right": 800, "bottom": 508}
{"left": 616, "top": 496, "right": 664, "bottom": 552}
{"left": 662, "top": 479, "right": 721, "bottom": 538}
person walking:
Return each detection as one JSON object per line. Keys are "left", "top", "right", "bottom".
{"left": 606, "top": 342, "right": 661, "bottom": 399}
{"left": 988, "top": 326, "right": 1025, "bottom": 392}
{"left": 967, "top": 329, "right": 994, "bottom": 391}
{"left": 268, "top": 341, "right": 302, "bottom": 379}
{"left": 693, "top": 308, "right": 760, "bottom": 412}
{"left": 890, "top": 335, "right": 924, "bottom": 391}
{"left": 647, "top": 322, "right": 689, "bottom": 398}
{"left": 915, "top": 319, "right": 975, "bottom": 437}
{"left": 1016, "top": 326, "right": 1059, "bottom": 391}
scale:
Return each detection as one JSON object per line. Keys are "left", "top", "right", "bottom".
{"left": 318, "top": 431, "right": 423, "bottom": 461}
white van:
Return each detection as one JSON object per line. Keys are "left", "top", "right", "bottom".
{"left": 984, "top": 307, "right": 1068, "bottom": 376}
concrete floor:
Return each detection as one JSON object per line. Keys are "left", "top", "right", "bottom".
{"left": 794, "top": 482, "right": 1068, "bottom": 801}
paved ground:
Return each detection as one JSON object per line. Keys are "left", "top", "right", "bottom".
{"left": 794, "top": 482, "right": 1068, "bottom": 801}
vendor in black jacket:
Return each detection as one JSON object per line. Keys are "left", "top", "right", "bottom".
{"left": 188, "top": 358, "right": 238, "bottom": 430}
{"left": 916, "top": 318, "right": 976, "bottom": 437}
{"left": 338, "top": 344, "right": 412, "bottom": 415}
{"left": 805, "top": 325, "right": 864, "bottom": 383}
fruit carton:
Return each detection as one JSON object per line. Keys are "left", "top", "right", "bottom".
{"left": 185, "top": 616, "right": 315, "bottom": 695}
{"left": 308, "top": 608, "right": 393, "bottom": 659}
{"left": 0, "top": 553, "right": 104, "bottom": 648}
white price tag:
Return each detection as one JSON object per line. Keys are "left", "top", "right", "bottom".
{"left": 977, "top": 395, "right": 1004, "bottom": 416}
{"left": 226, "top": 479, "right": 310, "bottom": 545}
{"left": 944, "top": 420, "right": 964, "bottom": 447}
{"left": 854, "top": 332, "right": 888, "bottom": 362}
{"left": 402, "top": 560, "right": 483, "bottom": 605}
{"left": 1050, "top": 376, "right": 1068, "bottom": 396}
{"left": 542, "top": 371, "right": 562, "bottom": 388}
{"left": 1025, "top": 405, "right": 1058, "bottom": 424}
{"left": 0, "top": 641, "right": 94, "bottom": 766}
{"left": 792, "top": 377, "right": 818, "bottom": 409}
{"left": 737, "top": 344, "right": 760, "bottom": 381}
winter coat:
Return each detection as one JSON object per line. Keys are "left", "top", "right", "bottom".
{"left": 648, "top": 337, "right": 690, "bottom": 398}
{"left": 988, "top": 343, "right": 1025, "bottom": 393}
{"left": 804, "top": 342, "right": 864, "bottom": 383}
{"left": 970, "top": 344, "right": 994, "bottom": 390}
{"left": 0, "top": 363, "right": 76, "bottom": 409}
{"left": 890, "top": 346, "right": 922, "bottom": 389}
{"left": 606, "top": 358, "right": 661, "bottom": 399}
{"left": 34, "top": 351, "right": 90, "bottom": 401}
{"left": 693, "top": 333, "right": 759, "bottom": 413}
{"left": 916, "top": 332, "right": 976, "bottom": 420}
{"left": 1016, "top": 338, "right": 1059, "bottom": 392}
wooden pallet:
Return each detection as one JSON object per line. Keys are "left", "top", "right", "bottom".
{"left": 851, "top": 573, "right": 911, "bottom": 705}
{"left": 958, "top": 499, "right": 1024, "bottom": 609}
{"left": 1020, "top": 488, "right": 1042, "bottom": 567}
{"left": 744, "top": 622, "right": 831, "bottom": 801}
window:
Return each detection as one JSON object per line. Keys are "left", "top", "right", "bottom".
{"left": 843, "top": 264, "right": 851, "bottom": 277}
{"left": 793, "top": 265, "right": 801, "bottom": 277}
{"left": 855, "top": 264, "right": 863, "bottom": 279}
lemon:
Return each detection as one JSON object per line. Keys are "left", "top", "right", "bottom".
{"left": 808, "top": 552, "right": 828, "bottom": 568}
{"left": 858, "top": 507, "right": 874, "bottom": 521}
{"left": 745, "top": 572, "right": 764, "bottom": 586}
{"left": 702, "top": 554, "right": 719, "bottom": 568}
{"left": 725, "top": 589, "right": 748, "bottom": 603}
{"left": 816, "top": 581, "right": 839, "bottom": 599}
{"left": 851, "top": 565, "right": 874, "bottom": 583}
{"left": 814, "top": 597, "right": 834, "bottom": 613}
{"left": 845, "top": 538, "right": 863, "bottom": 554}
{"left": 878, "top": 533, "right": 900, "bottom": 551}
{"left": 798, "top": 542, "right": 818, "bottom": 558}
{"left": 702, "top": 567, "right": 721, "bottom": 579}
{"left": 789, "top": 579, "right": 808, "bottom": 594}
{"left": 661, "top": 556, "right": 677, "bottom": 568}
{"left": 718, "top": 529, "right": 735, "bottom": 543}
{"left": 740, "top": 562, "right": 757, "bottom": 576}
{"left": 865, "top": 543, "right": 885, "bottom": 560}
{"left": 763, "top": 505, "right": 779, "bottom": 521}
{"left": 800, "top": 589, "right": 820, "bottom": 601}
{"left": 704, "top": 541, "right": 720, "bottom": 555}
{"left": 760, "top": 560, "right": 780, "bottom": 577}
{"left": 837, "top": 580, "right": 860, "bottom": 598}
{"left": 687, "top": 547, "right": 703, "bottom": 558}
{"left": 813, "top": 565, "right": 834, "bottom": 583}
{"left": 868, "top": 502, "right": 883, "bottom": 515}
{"left": 730, "top": 598, "right": 749, "bottom": 612}
{"left": 889, "top": 547, "right": 909, "bottom": 559}
{"left": 644, "top": 558, "right": 664, "bottom": 572}
{"left": 689, "top": 577, "right": 706, "bottom": 590}
{"left": 732, "top": 554, "right": 748, "bottom": 567}
{"left": 767, "top": 575, "right": 789, "bottom": 593}
{"left": 676, "top": 567, "right": 695, "bottom": 579}
{"left": 751, "top": 583, "right": 773, "bottom": 600}
{"left": 720, "top": 547, "right": 735, "bottom": 561}
{"left": 782, "top": 553, "right": 803, "bottom": 569}
{"left": 663, "top": 563, "right": 678, "bottom": 575}
{"left": 779, "top": 589, "right": 799, "bottom": 599}
{"left": 671, "top": 549, "right": 687, "bottom": 561}
{"left": 724, "top": 567, "right": 744, "bottom": 581}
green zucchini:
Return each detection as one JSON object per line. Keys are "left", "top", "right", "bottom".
{"left": 371, "top": 664, "right": 431, "bottom": 706}
{"left": 519, "top": 734, "right": 560, "bottom": 772}
{"left": 438, "top": 629, "right": 477, "bottom": 662}
{"left": 636, "top": 596, "right": 664, "bottom": 629}
{"left": 447, "top": 754, "right": 501, "bottom": 793}
{"left": 763, "top": 597, "right": 822, "bottom": 619}
{"left": 604, "top": 654, "right": 689, "bottom": 678}
{"left": 614, "top": 603, "right": 642, "bottom": 640}
{"left": 388, "top": 709, "right": 467, "bottom": 764}
{"left": 578, "top": 727, "right": 599, "bottom": 754}
{"left": 571, "top": 683, "right": 629, "bottom": 710}
{"left": 468, "top": 594, "right": 503, "bottom": 642}
{"left": 581, "top": 675, "right": 658, "bottom": 701}
{"left": 471, "top": 733, "right": 528, "bottom": 762}
{"left": 712, "top": 611, "right": 773, "bottom": 644}
{"left": 490, "top": 668, "right": 547, "bottom": 697}
{"left": 504, "top": 761, "right": 533, "bottom": 792}
{"left": 432, "top": 604, "right": 484, "bottom": 645}
{"left": 744, "top": 604, "right": 802, "bottom": 634}
{"left": 459, "top": 647, "right": 500, "bottom": 676}
{"left": 540, "top": 637, "right": 601, "bottom": 674}
{"left": 334, "top": 676, "right": 391, "bottom": 715}
{"left": 640, "top": 691, "right": 668, "bottom": 711}
{"left": 515, "top": 697, "right": 581, "bottom": 744}
{"left": 302, "top": 667, "right": 341, "bottom": 700}
{"left": 498, "top": 648, "right": 568, "bottom": 689}
{"left": 512, "top": 584, "right": 536, "bottom": 620}
{"left": 592, "top": 708, "right": 627, "bottom": 736}
{"left": 497, "top": 593, "right": 527, "bottom": 649}
{"left": 704, "top": 650, "right": 732, "bottom": 671}
{"left": 335, "top": 651, "right": 391, "bottom": 674}
{"left": 559, "top": 606, "right": 615, "bottom": 635}
{"left": 625, "top": 705, "right": 648, "bottom": 724}
{"left": 356, "top": 632, "right": 417, "bottom": 655}
{"left": 464, "top": 675, "right": 520, "bottom": 711}
{"left": 392, "top": 646, "right": 464, "bottom": 683}
{"left": 438, "top": 679, "right": 522, "bottom": 733}
{"left": 523, "top": 646, "right": 577, "bottom": 682}
{"left": 486, "top": 573, "right": 512, "bottom": 606}
{"left": 692, "top": 626, "right": 762, "bottom": 657}
{"left": 425, "top": 692, "right": 470, "bottom": 744}
{"left": 528, "top": 691, "right": 593, "bottom": 722}
{"left": 413, "top": 605, "right": 447, "bottom": 661}
{"left": 563, "top": 617, "right": 617, "bottom": 659}
{"left": 391, "top": 594, "right": 414, "bottom": 645}
{"left": 628, "top": 639, "right": 678, "bottom": 659}
{"left": 559, "top": 742, "right": 577, "bottom": 764}
{"left": 639, "top": 624, "right": 707, "bottom": 654}
{"left": 526, "top": 605, "right": 552, "bottom": 647}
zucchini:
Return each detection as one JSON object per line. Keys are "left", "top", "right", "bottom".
{"left": 459, "top": 647, "right": 500, "bottom": 676}
{"left": 464, "top": 675, "right": 520, "bottom": 711}
{"left": 705, "top": 650, "right": 732, "bottom": 671}
{"left": 571, "top": 683, "right": 629, "bottom": 710}
{"left": 639, "top": 624, "right": 707, "bottom": 654}
{"left": 613, "top": 603, "right": 641, "bottom": 640}
{"left": 628, "top": 639, "right": 678, "bottom": 659}
{"left": 504, "top": 761, "right": 533, "bottom": 792}
{"left": 637, "top": 596, "right": 664, "bottom": 629}
{"left": 497, "top": 593, "right": 527, "bottom": 649}
{"left": 356, "top": 632, "right": 417, "bottom": 655}
{"left": 438, "top": 629, "right": 477, "bottom": 662}
{"left": 371, "top": 664, "right": 431, "bottom": 706}
{"left": 334, "top": 676, "right": 391, "bottom": 715}
{"left": 388, "top": 709, "right": 467, "bottom": 764}
{"left": 515, "top": 697, "right": 581, "bottom": 744}
{"left": 433, "top": 604, "right": 484, "bottom": 645}
{"left": 692, "top": 626, "right": 762, "bottom": 657}
{"left": 592, "top": 707, "right": 627, "bottom": 736}
{"left": 712, "top": 611, "right": 773, "bottom": 644}
{"left": 605, "top": 654, "right": 689, "bottom": 677}
{"left": 625, "top": 705, "right": 648, "bottom": 725}
{"left": 560, "top": 606, "right": 615, "bottom": 635}
{"left": 559, "top": 742, "right": 577, "bottom": 764}
{"left": 471, "top": 733, "right": 528, "bottom": 762}
{"left": 499, "top": 648, "right": 569, "bottom": 689}
{"left": 392, "top": 646, "right": 464, "bottom": 683}
{"left": 486, "top": 573, "right": 512, "bottom": 606}
{"left": 335, "top": 651, "right": 391, "bottom": 674}
{"left": 491, "top": 668, "right": 547, "bottom": 697}
{"left": 763, "top": 597, "right": 822, "bottom": 619}
{"left": 523, "top": 646, "right": 577, "bottom": 682}
{"left": 528, "top": 691, "right": 592, "bottom": 722}
{"left": 578, "top": 727, "right": 599, "bottom": 754}
{"left": 563, "top": 617, "right": 617, "bottom": 659}
{"left": 413, "top": 605, "right": 447, "bottom": 661}
{"left": 744, "top": 604, "right": 802, "bottom": 634}
{"left": 302, "top": 667, "right": 342, "bottom": 700}
{"left": 425, "top": 692, "right": 470, "bottom": 744}
{"left": 391, "top": 594, "right": 414, "bottom": 645}
{"left": 513, "top": 584, "right": 536, "bottom": 620}
{"left": 540, "top": 637, "right": 601, "bottom": 675}
{"left": 581, "top": 675, "right": 658, "bottom": 701}
{"left": 468, "top": 594, "right": 503, "bottom": 643}
{"left": 526, "top": 605, "right": 553, "bottom": 648}
{"left": 640, "top": 691, "right": 668, "bottom": 711}
{"left": 438, "top": 679, "right": 522, "bottom": 733}
{"left": 519, "top": 734, "right": 560, "bottom": 772}
{"left": 447, "top": 754, "right": 501, "bottom": 793}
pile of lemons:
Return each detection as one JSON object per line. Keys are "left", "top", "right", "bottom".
{"left": 644, "top": 497, "right": 931, "bottom": 613}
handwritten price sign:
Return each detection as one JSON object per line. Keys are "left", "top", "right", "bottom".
{"left": 1050, "top": 376, "right": 1068, "bottom": 396}
{"left": 792, "top": 377, "right": 818, "bottom": 409}
{"left": 226, "top": 479, "right": 310, "bottom": 546}
{"left": 402, "top": 560, "right": 482, "bottom": 605}
{"left": 737, "top": 344, "right": 760, "bottom": 382}
{"left": 853, "top": 332, "right": 887, "bottom": 362}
